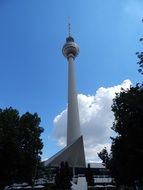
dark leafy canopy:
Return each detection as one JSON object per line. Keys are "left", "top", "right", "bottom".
{"left": 85, "top": 164, "right": 94, "bottom": 186}
{"left": 136, "top": 50, "right": 143, "bottom": 74}
{"left": 136, "top": 19, "right": 143, "bottom": 74}
{"left": 98, "top": 147, "right": 109, "bottom": 168}
{"left": 55, "top": 161, "right": 73, "bottom": 190}
{"left": 111, "top": 86, "right": 143, "bottom": 185}
{"left": 0, "top": 107, "right": 44, "bottom": 188}
{"left": 98, "top": 85, "right": 143, "bottom": 186}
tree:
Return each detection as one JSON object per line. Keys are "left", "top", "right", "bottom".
{"left": 85, "top": 164, "right": 94, "bottom": 187}
{"left": 55, "top": 162, "right": 73, "bottom": 190}
{"left": 0, "top": 107, "right": 44, "bottom": 188}
{"left": 111, "top": 85, "right": 143, "bottom": 186}
{"left": 0, "top": 108, "right": 20, "bottom": 187}
{"left": 18, "top": 112, "right": 43, "bottom": 182}
{"left": 99, "top": 86, "right": 143, "bottom": 186}
{"left": 98, "top": 147, "right": 109, "bottom": 168}
{"left": 136, "top": 19, "right": 143, "bottom": 74}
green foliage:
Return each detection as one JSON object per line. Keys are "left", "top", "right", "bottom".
{"left": 55, "top": 161, "right": 73, "bottom": 190}
{"left": 98, "top": 86, "right": 143, "bottom": 186}
{"left": 85, "top": 164, "right": 94, "bottom": 186}
{"left": 111, "top": 86, "right": 143, "bottom": 185}
{"left": 0, "top": 107, "right": 44, "bottom": 188}
{"left": 44, "top": 183, "right": 56, "bottom": 190}
{"left": 98, "top": 147, "right": 109, "bottom": 168}
{"left": 136, "top": 20, "right": 143, "bottom": 74}
{"left": 37, "top": 164, "right": 54, "bottom": 181}
{"left": 136, "top": 51, "right": 143, "bottom": 74}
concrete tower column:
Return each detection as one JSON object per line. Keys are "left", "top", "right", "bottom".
{"left": 62, "top": 36, "right": 81, "bottom": 146}
{"left": 67, "top": 55, "right": 81, "bottom": 146}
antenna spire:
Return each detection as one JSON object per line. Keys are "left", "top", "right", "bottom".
{"left": 66, "top": 17, "right": 74, "bottom": 42}
{"left": 68, "top": 17, "right": 71, "bottom": 36}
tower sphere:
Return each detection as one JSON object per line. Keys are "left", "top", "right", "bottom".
{"left": 62, "top": 36, "right": 79, "bottom": 58}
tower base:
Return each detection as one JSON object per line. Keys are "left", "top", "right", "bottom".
{"left": 44, "top": 136, "right": 86, "bottom": 168}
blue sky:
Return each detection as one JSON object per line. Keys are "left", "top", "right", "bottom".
{"left": 0, "top": 0, "right": 143, "bottom": 162}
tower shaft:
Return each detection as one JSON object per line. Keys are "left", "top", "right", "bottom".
{"left": 44, "top": 33, "right": 86, "bottom": 168}
{"left": 67, "top": 56, "right": 81, "bottom": 146}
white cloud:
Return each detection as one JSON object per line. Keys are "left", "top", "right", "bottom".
{"left": 53, "top": 79, "right": 132, "bottom": 162}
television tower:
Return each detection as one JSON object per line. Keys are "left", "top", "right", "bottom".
{"left": 62, "top": 23, "right": 81, "bottom": 146}
{"left": 45, "top": 24, "right": 86, "bottom": 167}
